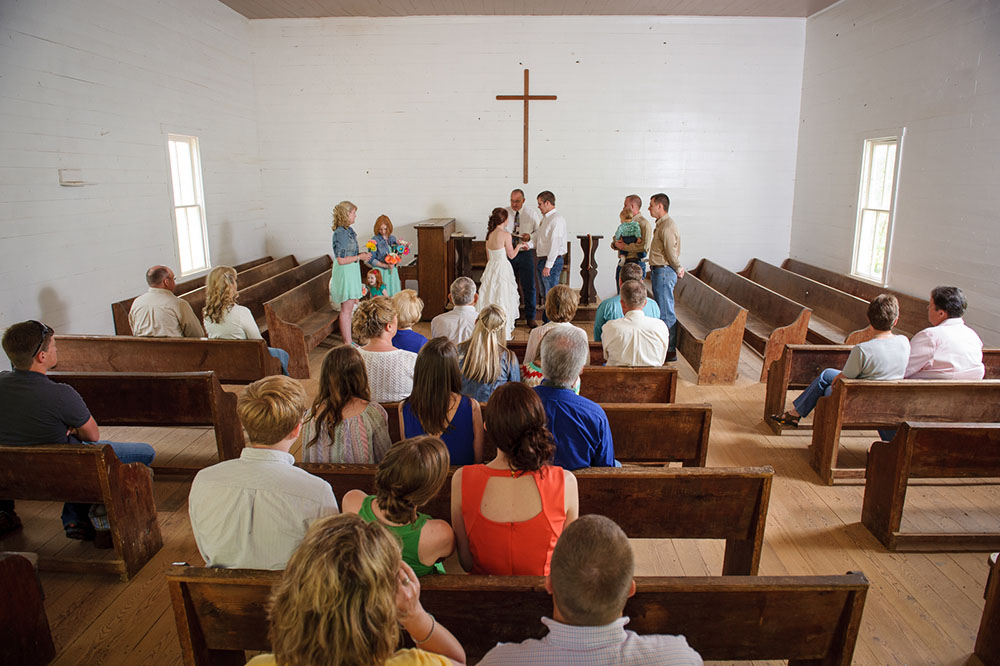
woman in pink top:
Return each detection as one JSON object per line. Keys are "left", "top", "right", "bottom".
{"left": 451, "top": 382, "right": 579, "bottom": 575}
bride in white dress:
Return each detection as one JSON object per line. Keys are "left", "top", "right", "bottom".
{"left": 477, "top": 207, "right": 527, "bottom": 341}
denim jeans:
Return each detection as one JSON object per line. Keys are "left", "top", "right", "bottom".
{"left": 650, "top": 266, "right": 678, "bottom": 352}
{"left": 792, "top": 368, "right": 841, "bottom": 418}
{"left": 537, "top": 255, "right": 564, "bottom": 323}
{"left": 510, "top": 249, "right": 537, "bottom": 321}
{"left": 268, "top": 347, "right": 290, "bottom": 376}
{"left": 61, "top": 440, "right": 156, "bottom": 527}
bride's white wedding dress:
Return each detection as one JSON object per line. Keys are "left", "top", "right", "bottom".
{"left": 477, "top": 247, "right": 520, "bottom": 340}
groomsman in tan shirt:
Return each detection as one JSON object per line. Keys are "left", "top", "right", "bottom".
{"left": 612, "top": 194, "right": 653, "bottom": 283}
{"left": 647, "top": 193, "right": 683, "bottom": 362}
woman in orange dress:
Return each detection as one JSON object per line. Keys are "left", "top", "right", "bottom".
{"left": 450, "top": 382, "right": 578, "bottom": 575}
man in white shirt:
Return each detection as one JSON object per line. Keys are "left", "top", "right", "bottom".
{"left": 505, "top": 188, "right": 543, "bottom": 328}
{"left": 532, "top": 190, "right": 568, "bottom": 323}
{"left": 479, "top": 515, "right": 703, "bottom": 666}
{"left": 430, "top": 276, "right": 479, "bottom": 344}
{"left": 189, "top": 375, "right": 339, "bottom": 570}
{"left": 128, "top": 265, "right": 205, "bottom": 338}
{"left": 602, "top": 280, "right": 669, "bottom": 367}
{"left": 905, "top": 286, "right": 985, "bottom": 379}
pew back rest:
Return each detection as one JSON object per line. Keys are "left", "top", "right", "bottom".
{"left": 740, "top": 258, "right": 869, "bottom": 335}
{"left": 265, "top": 269, "right": 333, "bottom": 325}
{"left": 694, "top": 258, "right": 808, "bottom": 329}
{"left": 782, "top": 258, "right": 927, "bottom": 337}
{"left": 237, "top": 255, "right": 333, "bottom": 321}
{"left": 53, "top": 335, "right": 281, "bottom": 384}
{"left": 674, "top": 270, "right": 747, "bottom": 333}
{"left": 835, "top": 378, "right": 1000, "bottom": 425}
{"left": 507, "top": 339, "right": 604, "bottom": 366}
{"left": 894, "top": 421, "right": 1000, "bottom": 478}
{"left": 165, "top": 568, "right": 868, "bottom": 664}
{"left": 0, "top": 445, "right": 112, "bottom": 503}
{"left": 578, "top": 366, "right": 677, "bottom": 403}
{"left": 179, "top": 255, "right": 299, "bottom": 321}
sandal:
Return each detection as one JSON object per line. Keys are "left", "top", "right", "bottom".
{"left": 0, "top": 510, "right": 23, "bottom": 537}
{"left": 64, "top": 522, "right": 96, "bottom": 541}
{"left": 771, "top": 411, "right": 801, "bottom": 428}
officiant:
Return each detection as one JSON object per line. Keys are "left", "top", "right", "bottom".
{"left": 503, "top": 189, "right": 542, "bottom": 329}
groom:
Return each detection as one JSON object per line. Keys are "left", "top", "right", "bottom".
{"left": 532, "top": 190, "right": 568, "bottom": 324}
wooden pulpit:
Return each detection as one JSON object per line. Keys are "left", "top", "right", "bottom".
{"left": 415, "top": 218, "right": 456, "bottom": 320}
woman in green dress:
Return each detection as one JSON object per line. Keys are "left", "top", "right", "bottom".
{"left": 369, "top": 214, "right": 403, "bottom": 297}
{"left": 330, "top": 200, "right": 371, "bottom": 345}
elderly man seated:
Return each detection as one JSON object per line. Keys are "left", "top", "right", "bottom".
{"left": 602, "top": 279, "right": 669, "bottom": 367}
{"left": 430, "top": 276, "right": 478, "bottom": 345}
{"left": 534, "top": 328, "right": 616, "bottom": 470}
{"left": 129, "top": 265, "right": 204, "bottom": 337}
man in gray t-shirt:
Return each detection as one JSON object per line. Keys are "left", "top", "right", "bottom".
{"left": 771, "top": 294, "right": 910, "bottom": 426}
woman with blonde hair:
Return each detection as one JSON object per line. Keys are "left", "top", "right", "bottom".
{"left": 451, "top": 382, "right": 578, "bottom": 576}
{"left": 302, "top": 345, "right": 391, "bottom": 464}
{"left": 343, "top": 436, "right": 454, "bottom": 576}
{"left": 402, "top": 338, "right": 483, "bottom": 466}
{"left": 369, "top": 214, "right": 403, "bottom": 297}
{"left": 457, "top": 305, "right": 520, "bottom": 402}
{"left": 353, "top": 296, "right": 418, "bottom": 403}
{"left": 392, "top": 289, "right": 428, "bottom": 354}
{"left": 330, "top": 200, "right": 372, "bottom": 345}
{"left": 202, "top": 265, "right": 290, "bottom": 375}
{"left": 246, "top": 513, "right": 466, "bottom": 666}
{"left": 520, "top": 284, "right": 588, "bottom": 389}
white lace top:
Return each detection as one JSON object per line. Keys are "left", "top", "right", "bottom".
{"left": 357, "top": 348, "right": 418, "bottom": 402}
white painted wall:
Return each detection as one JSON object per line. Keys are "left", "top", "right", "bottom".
{"left": 0, "top": 0, "right": 266, "bottom": 335}
{"left": 790, "top": 0, "right": 1000, "bottom": 343}
{"left": 250, "top": 16, "right": 805, "bottom": 299}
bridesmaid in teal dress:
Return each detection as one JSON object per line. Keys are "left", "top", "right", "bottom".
{"left": 369, "top": 214, "right": 402, "bottom": 297}
{"left": 330, "top": 200, "right": 371, "bottom": 345}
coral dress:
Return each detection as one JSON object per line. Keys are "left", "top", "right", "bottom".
{"left": 477, "top": 247, "right": 520, "bottom": 340}
{"left": 461, "top": 464, "right": 566, "bottom": 575}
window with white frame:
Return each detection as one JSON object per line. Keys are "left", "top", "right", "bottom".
{"left": 167, "top": 134, "right": 210, "bottom": 275}
{"left": 851, "top": 137, "right": 899, "bottom": 284}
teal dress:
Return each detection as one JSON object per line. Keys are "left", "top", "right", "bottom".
{"left": 358, "top": 496, "right": 445, "bottom": 576}
{"left": 370, "top": 234, "right": 403, "bottom": 297}
{"left": 330, "top": 227, "right": 364, "bottom": 303}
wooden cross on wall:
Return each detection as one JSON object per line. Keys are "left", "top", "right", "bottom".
{"left": 496, "top": 69, "right": 557, "bottom": 184}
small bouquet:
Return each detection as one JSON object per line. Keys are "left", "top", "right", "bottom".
{"left": 365, "top": 240, "right": 378, "bottom": 253}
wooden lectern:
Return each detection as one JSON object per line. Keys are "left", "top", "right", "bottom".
{"left": 415, "top": 218, "right": 456, "bottom": 320}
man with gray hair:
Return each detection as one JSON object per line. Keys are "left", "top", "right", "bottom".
{"left": 430, "top": 276, "right": 479, "bottom": 344}
{"left": 128, "top": 265, "right": 205, "bottom": 338}
{"left": 602, "top": 280, "right": 669, "bottom": 367}
{"left": 479, "top": 514, "right": 702, "bottom": 665}
{"left": 535, "top": 328, "right": 615, "bottom": 470}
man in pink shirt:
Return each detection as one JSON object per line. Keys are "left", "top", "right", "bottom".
{"left": 905, "top": 286, "right": 985, "bottom": 380}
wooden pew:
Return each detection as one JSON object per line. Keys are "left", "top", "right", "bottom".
{"left": 53, "top": 335, "right": 282, "bottom": 384}
{"left": 673, "top": 271, "right": 748, "bottom": 385}
{"left": 977, "top": 552, "right": 1000, "bottom": 666}
{"left": 762, "top": 344, "right": 1000, "bottom": 435}
{"left": 177, "top": 255, "right": 300, "bottom": 321}
{"left": 233, "top": 255, "right": 333, "bottom": 337}
{"left": 0, "top": 445, "right": 162, "bottom": 580}
{"left": 0, "top": 553, "right": 56, "bottom": 666}
{"left": 782, "top": 258, "right": 929, "bottom": 337}
{"left": 691, "top": 258, "right": 811, "bottom": 382}
{"left": 48, "top": 371, "right": 245, "bottom": 475}
{"left": 111, "top": 255, "right": 273, "bottom": 334}
{"left": 302, "top": 465, "right": 772, "bottom": 576}
{"left": 739, "top": 258, "right": 871, "bottom": 345}
{"left": 264, "top": 269, "right": 338, "bottom": 379}
{"left": 382, "top": 402, "right": 712, "bottom": 466}
{"left": 861, "top": 422, "right": 1000, "bottom": 551}
{"left": 809, "top": 378, "right": 1000, "bottom": 484}
{"left": 508, "top": 339, "right": 604, "bottom": 367}
{"left": 579, "top": 366, "right": 677, "bottom": 403}
{"left": 166, "top": 567, "right": 867, "bottom": 665}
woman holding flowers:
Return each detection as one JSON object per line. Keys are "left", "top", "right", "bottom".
{"left": 368, "top": 214, "right": 406, "bottom": 297}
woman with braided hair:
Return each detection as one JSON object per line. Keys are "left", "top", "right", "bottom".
{"left": 457, "top": 305, "right": 521, "bottom": 402}
{"left": 342, "top": 436, "right": 455, "bottom": 577}
{"left": 450, "top": 382, "right": 578, "bottom": 575}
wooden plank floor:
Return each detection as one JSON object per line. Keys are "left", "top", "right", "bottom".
{"left": 1, "top": 322, "right": 994, "bottom": 665}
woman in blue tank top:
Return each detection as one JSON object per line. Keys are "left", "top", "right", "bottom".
{"left": 401, "top": 338, "right": 483, "bottom": 466}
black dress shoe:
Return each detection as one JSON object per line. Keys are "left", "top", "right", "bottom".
{"left": 665, "top": 351, "right": 678, "bottom": 362}
{"left": 527, "top": 319, "right": 540, "bottom": 329}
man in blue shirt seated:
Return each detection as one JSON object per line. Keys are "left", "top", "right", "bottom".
{"left": 534, "top": 328, "right": 617, "bottom": 469}
{"left": 593, "top": 262, "right": 660, "bottom": 342}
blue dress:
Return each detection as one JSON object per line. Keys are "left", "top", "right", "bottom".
{"left": 370, "top": 234, "right": 402, "bottom": 297}
{"left": 393, "top": 328, "right": 428, "bottom": 354}
{"left": 401, "top": 396, "right": 476, "bottom": 465}
{"left": 330, "top": 227, "right": 364, "bottom": 303}
{"left": 456, "top": 342, "right": 521, "bottom": 402}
